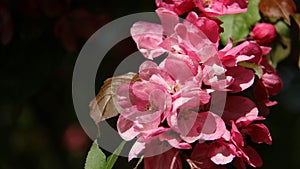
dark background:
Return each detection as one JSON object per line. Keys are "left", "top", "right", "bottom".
{"left": 1, "top": 0, "right": 300, "bottom": 169}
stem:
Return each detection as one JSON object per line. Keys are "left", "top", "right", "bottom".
{"left": 133, "top": 156, "right": 144, "bottom": 169}
{"left": 170, "top": 151, "right": 180, "bottom": 169}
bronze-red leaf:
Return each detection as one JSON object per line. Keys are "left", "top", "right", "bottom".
{"left": 259, "top": 0, "right": 296, "bottom": 25}
{"left": 89, "top": 72, "right": 139, "bottom": 124}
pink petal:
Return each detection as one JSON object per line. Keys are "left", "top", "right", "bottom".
{"left": 261, "top": 46, "right": 272, "bottom": 55}
{"left": 222, "top": 96, "right": 258, "bottom": 124}
{"left": 190, "top": 142, "right": 215, "bottom": 168}
{"left": 156, "top": 8, "right": 179, "bottom": 36}
{"left": 117, "top": 115, "right": 139, "bottom": 141}
{"left": 178, "top": 111, "right": 226, "bottom": 143}
{"left": 159, "top": 132, "right": 192, "bottom": 149}
{"left": 138, "top": 137, "right": 175, "bottom": 162}
{"left": 117, "top": 83, "right": 140, "bottom": 109}
{"left": 221, "top": 129, "right": 231, "bottom": 141}
{"left": 156, "top": 0, "right": 195, "bottom": 15}
{"left": 237, "top": 42, "right": 263, "bottom": 64}
{"left": 185, "top": 12, "right": 221, "bottom": 44}
{"left": 253, "top": 79, "right": 269, "bottom": 102}
{"left": 177, "top": 111, "right": 199, "bottom": 143}
{"left": 242, "top": 123, "right": 272, "bottom": 145}
{"left": 130, "top": 21, "right": 165, "bottom": 59}
{"left": 128, "top": 141, "right": 146, "bottom": 161}
{"left": 230, "top": 121, "right": 244, "bottom": 147}
{"left": 225, "top": 41, "right": 262, "bottom": 64}
{"left": 221, "top": 55, "right": 237, "bottom": 67}
{"left": 261, "top": 73, "right": 283, "bottom": 96}
{"left": 226, "top": 66, "right": 255, "bottom": 93}
{"left": 164, "top": 55, "right": 196, "bottom": 84}
{"left": 243, "top": 146, "right": 263, "bottom": 168}
{"left": 190, "top": 142, "right": 227, "bottom": 169}
{"left": 150, "top": 89, "right": 172, "bottom": 111}
{"left": 131, "top": 82, "right": 163, "bottom": 101}
{"left": 139, "top": 61, "right": 160, "bottom": 80}
{"left": 209, "top": 142, "right": 236, "bottom": 165}
{"left": 178, "top": 83, "right": 210, "bottom": 109}
{"left": 199, "top": 112, "right": 226, "bottom": 141}
{"left": 236, "top": 115, "right": 265, "bottom": 127}
{"left": 140, "top": 127, "right": 170, "bottom": 140}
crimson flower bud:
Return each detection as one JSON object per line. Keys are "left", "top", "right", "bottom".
{"left": 251, "top": 23, "right": 276, "bottom": 46}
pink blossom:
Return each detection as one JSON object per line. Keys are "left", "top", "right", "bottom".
{"left": 184, "top": 12, "right": 223, "bottom": 44}
{"left": 0, "top": 2, "right": 13, "bottom": 45}
{"left": 232, "top": 145, "right": 263, "bottom": 169}
{"left": 117, "top": 56, "right": 209, "bottom": 143}
{"left": 129, "top": 131, "right": 191, "bottom": 161}
{"left": 254, "top": 58, "right": 283, "bottom": 116}
{"left": 260, "top": 58, "right": 283, "bottom": 96}
{"left": 118, "top": 2, "right": 282, "bottom": 168}
{"left": 222, "top": 41, "right": 267, "bottom": 65}
{"left": 251, "top": 23, "right": 277, "bottom": 46}
{"left": 155, "top": 0, "right": 196, "bottom": 15}
{"left": 226, "top": 65, "right": 255, "bottom": 93}
{"left": 168, "top": 111, "right": 226, "bottom": 143}
{"left": 194, "top": 0, "right": 248, "bottom": 16}
{"left": 130, "top": 8, "right": 221, "bottom": 59}
{"left": 156, "top": 0, "right": 248, "bottom": 16}
{"left": 219, "top": 41, "right": 274, "bottom": 93}
{"left": 189, "top": 141, "right": 235, "bottom": 169}
{"left": 229, "top": 115, "right": 272, "bottom": 168}
{"left": 117, "top": 81, "right": 172, "bottom": 140}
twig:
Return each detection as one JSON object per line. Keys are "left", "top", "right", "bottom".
{"left": 133, "top": 156, "right": 144, "bottom": 169}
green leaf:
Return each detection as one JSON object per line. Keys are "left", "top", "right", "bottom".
{"left": 238, "top": 62, "right": 263, "bottom": 78}
{"left": 105, "top": 141, "right": 126, "bottom": 169}
{"left": 269, "top": 21, "right": 291, "bottom": 67}
{"left": 218, "top": 0, "right": 261, "bottom": 45}
{"left": 85, "top": 140, "right": 107, "bottom": 169}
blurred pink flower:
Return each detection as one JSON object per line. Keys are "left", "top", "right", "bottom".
{"left": 63, "top": 124, "right": 90, "bottom": 152}
{"left": 55, "top": 8, "right": 110, "bottom": 52}
{"left": 0, "top": 2, "right": 13, "bottom": 45}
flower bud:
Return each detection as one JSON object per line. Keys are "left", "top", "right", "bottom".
{"left": 251, "top": 23, "right": 276, "bottom": 46}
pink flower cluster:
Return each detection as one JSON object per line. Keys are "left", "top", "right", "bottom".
{"left": 156, "top": 0, "right": 248, "bottom": 16}
{"left": 116, "top": 1, "right": 282, "bottom": 169}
